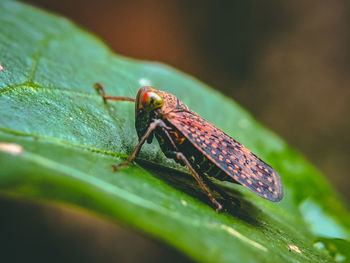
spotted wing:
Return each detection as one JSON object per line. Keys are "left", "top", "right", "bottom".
{"left": 168, "top": 111, "right": 283, "bottom": 201}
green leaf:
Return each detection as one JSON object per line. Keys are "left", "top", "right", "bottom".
{"left": 0, "top": 0, "right": 349, "bottom": 262}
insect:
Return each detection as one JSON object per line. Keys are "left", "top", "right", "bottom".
{"left": 94, "top": 83, "right": 283, "bottom": 212}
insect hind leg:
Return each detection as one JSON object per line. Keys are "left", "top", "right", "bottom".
{"left": 201, "top": 175, "right": 241, "bottom": 209}
{"left": 167, "top": 151, "right": 223, "bottom": 213}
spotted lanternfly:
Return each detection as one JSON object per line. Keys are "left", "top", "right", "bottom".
{"left": 94, "top": 83, "right": 283, "bottom": 212}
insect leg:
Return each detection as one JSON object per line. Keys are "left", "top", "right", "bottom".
{"left": 159, "top": 127, "right": 223, "bottom": 212}
{"left": 93, "top": 83, "right": 136, "bottom": 102}
{"left": 174, "top": 152, "right": 223, "bottom": 213}
{"left": 201, "top": 175, "right": 241, "bottom": 208}
{"left": 112, "top": 119, "right": 168, "bottom": 171}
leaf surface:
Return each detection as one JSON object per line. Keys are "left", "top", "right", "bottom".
{"left": 0, "top": 1, "right": 349, "bottom": 262}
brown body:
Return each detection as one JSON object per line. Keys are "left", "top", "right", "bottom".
{"left": 94, "top": 83, "right": 283, "bottom": 212}
{"left": 153, "top": 90, "right": 283, "bottom": 202}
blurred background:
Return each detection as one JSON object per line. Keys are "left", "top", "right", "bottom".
{"left": 7, "top": 0, "right": 349, "bottom": 262}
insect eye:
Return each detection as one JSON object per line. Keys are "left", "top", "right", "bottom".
{"left": 142, "top": 91, "right": 163, "bottom": 110}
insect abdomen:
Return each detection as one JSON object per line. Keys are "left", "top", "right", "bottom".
{"left": 155, "top": 123, "right": 223, "bottom": 178}
{"left": 157, "top": 122, "right": 240, "bottom": 185}
{"left": 178, "top": 138, "right": 231, "bottom": 182}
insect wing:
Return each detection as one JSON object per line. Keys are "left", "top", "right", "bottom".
{"left": 168, "top": 111, "right": 283, "bottom": 201}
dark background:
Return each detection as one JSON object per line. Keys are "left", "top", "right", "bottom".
{"left": 8, "top": 1, "right": 349, "bottom": 262}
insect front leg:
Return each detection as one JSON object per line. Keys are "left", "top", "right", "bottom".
{"left": 112, "top": 119, "right": 168, "bottom": 171}
{"left": 93, "top": 83, "right": 136, "bottom": 102}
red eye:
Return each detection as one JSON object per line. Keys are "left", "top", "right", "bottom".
{"left": 142, "top": 91, "right": 150, "bottom": 105}
{"left": 139, "top": 89, "right": 163, "bottom": 109}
